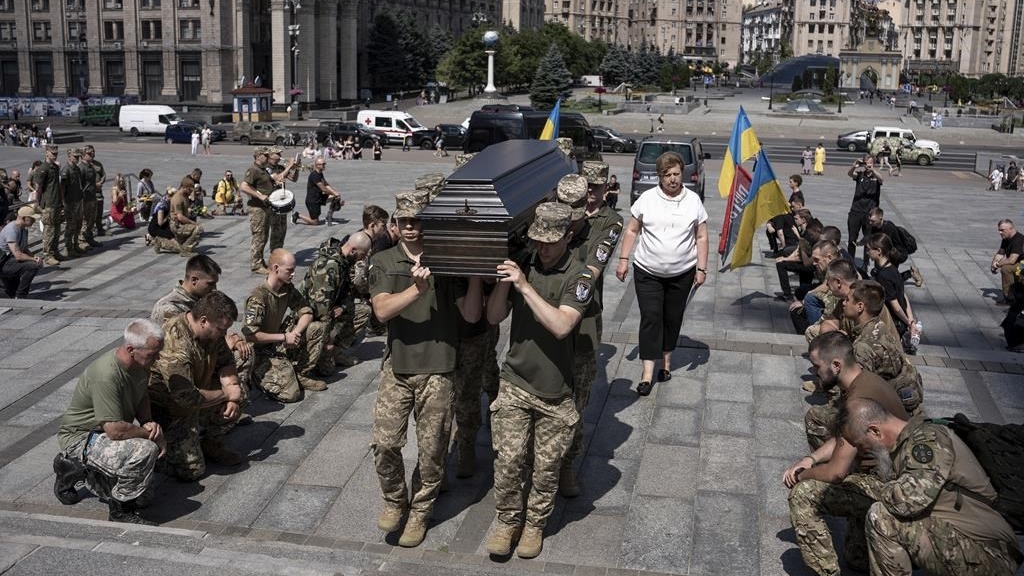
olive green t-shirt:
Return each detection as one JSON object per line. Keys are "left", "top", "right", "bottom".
{"left": 242, "top": 282, "right": 313, "bottom": 352}
{"left": 584, "top": 205, "right": 623, "bottom": 307}
{"left": 60, "top": 163, "right": 83, "bottom": 204}
{"left": 500, "top": 251, "right": 594, "bottom": 398}
{"left": 368, "top": 245, "right": 465, "bottom": 374}
{"left": 33, "top": 161, "right": 61, "bottom": 208}
{"left": 79, "top": 159, "right": 97, "bottom": 197}
{"left": 568, "top": 223, "right": 602, "bottom": 356}
{"left": 243, "top": 162, "right": 275, "bottom": 205}
{"left": 58, "top": 349, "right": 150, "bottom": 451}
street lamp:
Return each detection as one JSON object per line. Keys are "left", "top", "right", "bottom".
{"left": 285, "top": 0, "right": 300, "bottom": 111}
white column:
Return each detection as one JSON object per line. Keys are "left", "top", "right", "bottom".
{"left": 484, "top": 50, "right": 496, "bottom": 93}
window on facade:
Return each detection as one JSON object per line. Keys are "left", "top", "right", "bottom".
{"left": 178, "top": 19, "right": 200, "bottom": 41}
{"left": 0, "top": 21, "right": 14, "bottom": 40}
{"left": 828, "top": 24, "right": 834, "bottom": 33}
{"left": 30, "top": 0, "right": 48, "bottom": 11}
{"left": 178, "top": 0, "right": 199, "bottom": 8}
{"left": 0, "top": 0, "right": 12, "bottom": 11}
{"left": 103, "top": 20, "right": 123, "bottom": 40}
{"left": 141, "top": 19, "right": 162, "bottom": 39}
{"left": 102, "top": 0, "right": 122, "bottom": 9}
{"left": 141, "top": 0, "right": 161, "bottom": 7}
{"left": 32, "top": 21, "right": 51, "bottom": 41}
{"left": 67, "top": 20, "right": 85, "bottom": 41}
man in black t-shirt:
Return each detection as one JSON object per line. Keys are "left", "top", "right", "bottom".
{"left": 868, "top": 207, "right": 923, "bottom": 287}
{"left": 766, "top": 189, "right": 804, "bottom": 256}
{"left": 992, "top": 219, "right": 1024, "bottom": 304}
{"left": 846, "top": 155, "right": 883, "bottom": 267}
{"left": 292, "top": 159, "right": 342, "bottom": 226}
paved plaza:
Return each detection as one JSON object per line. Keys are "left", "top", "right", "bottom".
{"left": 1, "top": 92, "right": 1024, "bottom": 575}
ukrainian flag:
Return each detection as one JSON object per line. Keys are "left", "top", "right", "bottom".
{"left": 728, "top": 148, "right": 791, "bottom": 269}
{"left": 718, "top": 106, "right": 761, "bottom": 198}
{"left": 539, "top": 100, "right": 560, "bottom": 140}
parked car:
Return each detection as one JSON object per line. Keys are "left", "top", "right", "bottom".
{"left": 868, "top": 136, "right": 936, "bottom": 166}
{"left": 630, "top": 135, "right": 710, "bottom": 204}
{"left": 592, "top": 126, "right": 638, "bottom": 153}
{"left": 314, "top": 121, "right": 388, "bottom": 148}
{"left": 836, "top": 130, "right": 870, "bottom": 152}
{"left": 230, "top": 121, "right": 299, "bottom": 146}
{"left": 164, "top": 121, "right": 227, "bottom": 144}
{"left": 434, "top": 123, "right": 467, "bottom": 149}
{"left": 463, "top": 105, "right": 601, "bottom": 163}
{"left": 870, "top": 126, "right": 941, "bottom": 157}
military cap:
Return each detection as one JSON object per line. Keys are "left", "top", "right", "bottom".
{"left": 556, "top": 137, "right": 575, "bottom": 158}
{"left": 454, "top": 153, "right": 475, "bottom": 168}
{"left": 528, "top": 202, "right": 572, "bottom": 243}
{"left": 556, "top": 174, "right": 588, "bottom": 221}
{"left": 67, "top": 148, "right": 81, "bottom": 158}
{"left": 44, "top": 144, "right": 58, "bottom": 154}
{"left": 414, "top": 173, "right": 445, "bottom": 201}
{"left": 581, "top": 161, "right": 609, "bottom": 185}
{"left": 253, "top": 146, "right": 269, "bottom": 157}
{"left": 268, "top": 146, "right": 283, "bottom": 155}
{"left": 393, "top": 190, "right": 430, "bottom": 219}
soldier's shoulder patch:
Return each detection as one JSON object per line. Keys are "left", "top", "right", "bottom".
{"left": 573, "top": 279, "right": 592, "bottom": 303}
{"left": 595, "top": 244, "right": 610, "bottom": 263}
{"left": 911, "top": 443, "right": 934, "bottom": 464}
{"left": 245, "top": 308, "right": 259, "bottom": 325}
{"left": 608, "top": 227, "right": 620, "bottom": 243}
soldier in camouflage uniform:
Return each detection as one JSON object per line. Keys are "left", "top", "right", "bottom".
{"left": 243, "top": 249, "right": 327, "bottom": 402}
{"left": 82, "top": 145, "right": 107, "bottom": 236}
{"left": 454, "top": 153, "right": 475, "bottom": 168}
{"left": 150, "top": 254, "right": 253, "bottom": 395}
{"left": 837, "top": 398, "right": 1022, "bottom": 576}
{"left": 843, "top": 280, "right": 924, "bottom": 414}
{"left": 60, "top": 148, "right": 85, "bottom": 259}
{"left": 149, "top": 292, "right": 246, "bottom": 481}
{"left": 784, "top": 332, "right": 909, "bottom": 576}
{"left": 485, "top": 202, "right": 593, "bottom": 559}
{"left": 79, "top": 145, "right": 103, "bottom": 248}
{"left": 297, "top": 233, "right": 372, "bottom": 375}
{"left": 54, "top": 319, "right": 166, "bottom": 524}
{"left": 168, "top": 186, "right": 202, "bottom": 254}
{"left": 33, "top": 144, "right": 63, "bottom": 265}
{"left": 556, "top": 137, "right": 574, "bottom": 160}
{"left": 452, "top": 279, "right": 500, "bottom": 479}
{"left": 368, "top": 190, "right": 483, "bottom": 548}
{"left": 239, "top": 147, "right": 280, "bottom": 274}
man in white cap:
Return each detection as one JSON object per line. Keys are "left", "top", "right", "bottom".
{"left": 0, "top": 205, "right": 45, "bottom": 298}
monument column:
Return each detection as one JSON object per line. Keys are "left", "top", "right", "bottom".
{"left": 338, "top": 0, "right": 357, "bottom": 101}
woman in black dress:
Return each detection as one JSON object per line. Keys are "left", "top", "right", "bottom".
{"left": 866, "top": 232, "right": 917, "bottom": 343}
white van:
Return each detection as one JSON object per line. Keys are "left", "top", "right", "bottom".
{"left": 870, "top": 126, "right": 940, "bottom": 157}
{"left": 119, "top": 104, "right": 181, "bottom": 136}
{"left": 355, "top": 110, "right": 434, "bottom": 147}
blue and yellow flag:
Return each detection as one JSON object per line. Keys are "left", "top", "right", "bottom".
{"left": 727, "top": 148, "right": 791, "bottom": 269}
{"left": 717, "top": 106, "right": 761, "bottom": 198}
{"left": 539, "top": 100, "right": 560, "bottom": 140}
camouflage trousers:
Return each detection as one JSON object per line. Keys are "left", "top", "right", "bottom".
{"left": 65, "top": 432, "right": 159, "bottom": 502}
{"left": 251, "top": 320, "right": 326, "bottom": 402}
{"left": 336, "top": 299, "right": 371, "bottom": 349}
{"left": 170, "top": 220, "right": 201, "bottom": 252}
{"left": 371, "top": 358, "right": 454, "bottom": 521}
{"left": 63, "top": 201, "right": 83, "bottom": 252}
{"left": 452, "top": 326, "right": 500, "bottom": 451}
{"left": 152, "top": 235, "right": 186, "bottom": 254}
{"left": 490, "top": 379, "right": 578, "bottom": 529}
{"left": 866, "top": 501, "right": 1020, "bottom": 576}
{"left": 249, "top": 205, "right": 287, "bottom": 270}
{"left": 805, "top": 401, "right": 839, "bottom": 450}
{"left": 565, "top": 349, "right": 597, "bottom": 463}
{"left": 153, "top": 403, "right": 241, "bottom": 481}
{"left": 789, "top": 474, "right": 885, "bottom": 576}
{"left": 81, "top": 198, "right": 97, "bottom": 243}
{"left": 41, "top": 205, "right": 63, "bottom": 257}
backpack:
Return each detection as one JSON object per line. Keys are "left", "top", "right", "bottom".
{"left": 894, "top": 225, "right": 917, "bottom": 254}
{"left": 934, "top": 413, "right": 1024, "bottom": 532}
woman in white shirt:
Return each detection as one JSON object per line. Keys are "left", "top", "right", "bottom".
{"left": 615, "top": 151, "right": 709, "bottom": 396}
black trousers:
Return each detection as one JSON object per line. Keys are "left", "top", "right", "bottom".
{"left": 847, "top": 210, "right": 871, "bottom": 264}
{"left": 634, "top": 264, "right": 696, "bottom": 361}
{"left": 776, "top": 260, "right": 815, "bottom": 297}
{"left": 0, "top": 257, "right": 39, "bottom": 298}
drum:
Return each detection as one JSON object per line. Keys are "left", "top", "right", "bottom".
{"left": 268, "top": 189, "right": 295, "bottom": 214}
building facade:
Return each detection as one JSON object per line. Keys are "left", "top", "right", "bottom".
{"left": 740, "top": 1, "right": 781, "bottom": 63}
{"left": 790, "top": 0, "right": 851, "bottom": 59}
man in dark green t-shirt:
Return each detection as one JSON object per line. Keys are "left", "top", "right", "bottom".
{"left": 54, "top": 318, "right": 166, "bottom": 525}
{"left": 484, "top": 202, "right": 594, "bottom": 559}
{"left": 367, "top": 190, "right": 482, "bottom": 549}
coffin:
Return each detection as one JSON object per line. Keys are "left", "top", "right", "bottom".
{"left": 420, "top": 139, "right": 575, "bottom": 276}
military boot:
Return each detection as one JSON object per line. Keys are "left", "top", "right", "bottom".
{"left": 398, "top": 517, "right": 427, "bottom": 547}
{"left": 77, "top": 242, "right": 93, "bottom": 252}
{"left": 910, "top": 265, "right": 924, "bottom": 287}
{"left": 200, "top": 438, "right": 244, "bottom": 466}
{"left": 108, "top": 499, "right": 155, "bottom": 525}
{"left": 377, "top": 505, "right": 405, "bottom": 532}
{"left": 52, "top": 453, "right": 85, "bottom": 505}
{"left": 455, "top": 441, "right": 476, "bottom": 479}
{"left": 298, "top": 375, "right": 327, "bottom": 391}
{"left": 516, "top": 526, "right": 544, "bottom": 559}
{"left": 485, "top": 522, "right": 521, "bottom": 556}
{"left": 558, "top": 464, "right": 580, "bottom": 498}
{"left": 44, "top": 255, "right": 62, "bottom": 266}
{"left": 86, "top": 238, "right": 102, "bottom": 248}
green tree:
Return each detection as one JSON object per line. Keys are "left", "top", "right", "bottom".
{"left": 426, "top": 24, "right": 453, "bottom": 75}
{"left": 600, "top": 45, "right": 631, "bottom": 87}
{"left": 394, "top": 10, "right": 430, "bottom": 88}
{"left": 435, "top": 26, "right": 488, "bottom": 94}
{"left": 530, "top": 43, "right": 573, "bottom": 108}
{"left": 823, "top": 66, "right": 837, "bottom": 96}
{"left": 367, "top": 13, "right": 407, "bottom": 92}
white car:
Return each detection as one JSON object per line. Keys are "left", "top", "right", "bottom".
{"left": 871, "top": 126, "right": 940, "bottom": 157}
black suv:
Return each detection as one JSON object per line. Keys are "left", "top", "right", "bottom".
{"left": 463, "top": 105, "right": 601, "bottom": 162}
{"left": 592, "top": 126, "right": 638, "bottom": 153}
{"left": 315, "top": 122, "right": 389, "bottom": 147}
{"left": 630, "top": 135, "right": 710, "bottom": 203}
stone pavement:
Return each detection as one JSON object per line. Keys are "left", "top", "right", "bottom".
{"left": 1, "top": 128, "right": 1023, "bottom": 576}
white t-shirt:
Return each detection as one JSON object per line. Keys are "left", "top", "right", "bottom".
{"left": 630, "top": 185, "right": 708, "bottom": 277}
